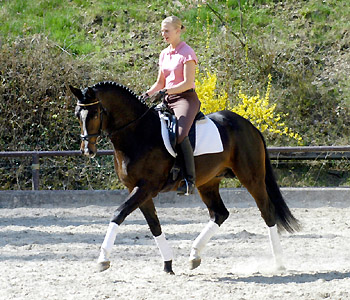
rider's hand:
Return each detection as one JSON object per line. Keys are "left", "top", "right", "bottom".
{"left": 140, "top": 92, "right": 150, "bottom": 102}
{"left": 151, "top": 89, "right": 168, "bottom": 103}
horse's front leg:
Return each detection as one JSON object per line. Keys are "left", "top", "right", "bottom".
{"left": 97, "top": 185, "right": 153, "bottom": 272}
{"left": 139, "top": 200, "right": 174, "bottom": 274}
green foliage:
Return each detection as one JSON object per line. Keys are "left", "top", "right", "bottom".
{"left": 0, "top": 0, "right": 349, "bottom": 189}
{"left": 0, "top": 36, "right": 79, "bottom": 150}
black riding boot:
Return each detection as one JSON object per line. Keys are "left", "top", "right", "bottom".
{"left": 176, "top": 136, "right": 196, "bottom": 195}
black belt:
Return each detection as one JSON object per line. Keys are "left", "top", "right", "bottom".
{"left": 185, "top": 88, "right": 195, "bottom": 93}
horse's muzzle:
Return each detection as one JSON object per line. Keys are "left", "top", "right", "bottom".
{"left": 81, "top": 141, "right": 97, "bottom": 158}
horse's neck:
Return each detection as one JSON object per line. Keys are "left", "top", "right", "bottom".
{"left": 98, "top": 89, "right": 146, "bottom": 130}
{"left": 109, "top": 109, "right": 160, "bottom": 155}
{"left": 97, "top": 89, "right": 159, "bottom": 150}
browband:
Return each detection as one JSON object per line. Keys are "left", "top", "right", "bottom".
{"left": 77, "top": 101, "right": 100, "bottom": 107}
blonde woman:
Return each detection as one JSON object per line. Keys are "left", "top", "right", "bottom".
{"left": 144, "top": 16, "right": 200, "bottom": 195}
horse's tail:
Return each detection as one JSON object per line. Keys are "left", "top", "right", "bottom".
{"left": 260, "top": 134, "right": 301, "bottom": 233}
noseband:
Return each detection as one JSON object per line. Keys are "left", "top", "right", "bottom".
{"left": 77, "top": 100, "right": 103, "bottom": 145}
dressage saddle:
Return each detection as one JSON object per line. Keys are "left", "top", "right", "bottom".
{"left": 154, "top": 102, "right": 205, "bottom": 151}
{"left": 154, "top": 102, "right": 205, "bottom": 185}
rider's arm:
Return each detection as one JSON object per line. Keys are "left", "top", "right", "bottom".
{"left": 145, "top": 68, "right": 165, "bottom": 96}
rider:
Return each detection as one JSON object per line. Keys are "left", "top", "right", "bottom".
{"left": 143, "top": 16, "right": 200, "bottom": 195}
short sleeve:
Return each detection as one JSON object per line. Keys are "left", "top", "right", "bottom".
{"left": 159, "top": 50, "right": 165, "bottom": 67}
{"left": 183, "top": 47, "right": 198, "bottom": 65}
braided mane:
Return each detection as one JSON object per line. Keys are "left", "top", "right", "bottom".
{"left": 89, "top": 81, "right": 147, "bottom": 107}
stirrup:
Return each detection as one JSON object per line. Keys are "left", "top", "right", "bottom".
{"left": 177, "top": 179, "right": 195, "bottom": 196}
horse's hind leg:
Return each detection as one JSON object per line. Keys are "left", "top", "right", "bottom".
{"left": 239, "top": 177, "right": 284, "bottom": 269}
{"left": 190, "top": 179, "right": 229, "bottom": 270}
{"left": 267, "top": 223, "right": 284, "bottom": 269}
{"left": 139, "top": 200, "right": 174, "bottom": 274}
{"left": 253, "top": 186, "right": 284, "bottom": 269}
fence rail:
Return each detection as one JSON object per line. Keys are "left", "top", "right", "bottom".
{"left": 1, "top": 146, "right": 350, "bottom": 190}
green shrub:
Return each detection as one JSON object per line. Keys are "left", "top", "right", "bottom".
{"left": 0, "top": 0, "right": 349, "bottom": 189}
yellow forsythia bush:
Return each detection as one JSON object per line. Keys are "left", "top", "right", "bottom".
{"left": 195, "top": 70, "right": 228, "bottom": 114}
{"left": 196, "top": 71, "right": 302, "bottom": 144}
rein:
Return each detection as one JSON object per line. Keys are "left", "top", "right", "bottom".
{"left": 108, "top": 104, "right": 156, "bottom": 137}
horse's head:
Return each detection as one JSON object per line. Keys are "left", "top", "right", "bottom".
{"left": 70, "top": 85, "right": 104, "bottom": 158}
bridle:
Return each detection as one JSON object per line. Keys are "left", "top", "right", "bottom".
{"left": 77, "top": 100, "right": 155, "bottom": 144}
{"left": 77, "top": 100, "right": 103, "bottom": 145}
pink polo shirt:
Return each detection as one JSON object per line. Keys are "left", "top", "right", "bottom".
{"left": 159, "top": 41, "right": 198, "bottom": 89}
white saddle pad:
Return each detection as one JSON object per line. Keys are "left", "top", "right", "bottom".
{"left": 159, "top": 112, "right": 224, "bottom": 157}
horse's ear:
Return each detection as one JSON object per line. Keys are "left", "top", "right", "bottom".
{"left": 69, "top": 85, "right": 83, "bottom": 100}
{"left": 85, "top": 87, "right": 95, "bottom": 99}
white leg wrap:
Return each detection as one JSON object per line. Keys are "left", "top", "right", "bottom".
{"left": 190, "top": 220, "right": 219, "bottom": 260}
{"left": 98, "top": 222, "right": 119, "bottom": 263}
{"left": 154, "top": 233, "right": 173, "bottom": 262}
{"left": 268, "top": 225, "right": 284, "bottom": 268}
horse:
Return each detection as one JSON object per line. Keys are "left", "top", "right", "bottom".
{"left": 69, "top": 81, "right": 300, "bottom": 274}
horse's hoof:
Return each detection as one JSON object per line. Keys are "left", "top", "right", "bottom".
{"left": 97, "top": 261, "right": 110, "bottom": 272}
{"left": 189, "top": 258, "right": 201, "bottom": 270}
{"left": 164, "top": 260, "right": 175, "bottom": 275}
{"left": 275, "top": 264, "right": 286, "bottom": 271}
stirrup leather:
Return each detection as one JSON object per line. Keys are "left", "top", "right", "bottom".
{"left": 177, "top": 179, "right": 195, "bottom": 196}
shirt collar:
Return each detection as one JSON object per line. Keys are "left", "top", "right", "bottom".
{"left": 167, "top": 41, "right": 186, "bottom": 54}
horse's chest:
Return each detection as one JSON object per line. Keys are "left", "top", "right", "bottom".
{"left": 115, "top": 154, "right": 129, "bottom": 176}
{"left": 114, "top": 152, "right": 137, "bottom": 186}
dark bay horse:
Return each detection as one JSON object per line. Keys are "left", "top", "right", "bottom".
{"left": 70, "top": 81, "right": 300, "bottom": 274}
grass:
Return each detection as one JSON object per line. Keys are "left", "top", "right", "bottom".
{"left": 1, "top": 0, "right": 92, "bottom": 54}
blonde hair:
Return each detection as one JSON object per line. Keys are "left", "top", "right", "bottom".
{"left": 162, "top": 16, "right": 185, "bottom": 32}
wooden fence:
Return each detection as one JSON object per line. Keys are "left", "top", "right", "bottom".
{"left": 1, "top": 146, "right": 350, "bottom": 190}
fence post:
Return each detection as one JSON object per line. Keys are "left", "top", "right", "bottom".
{"left": 32, "top": 153, "right": 39, "bottom": 190}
